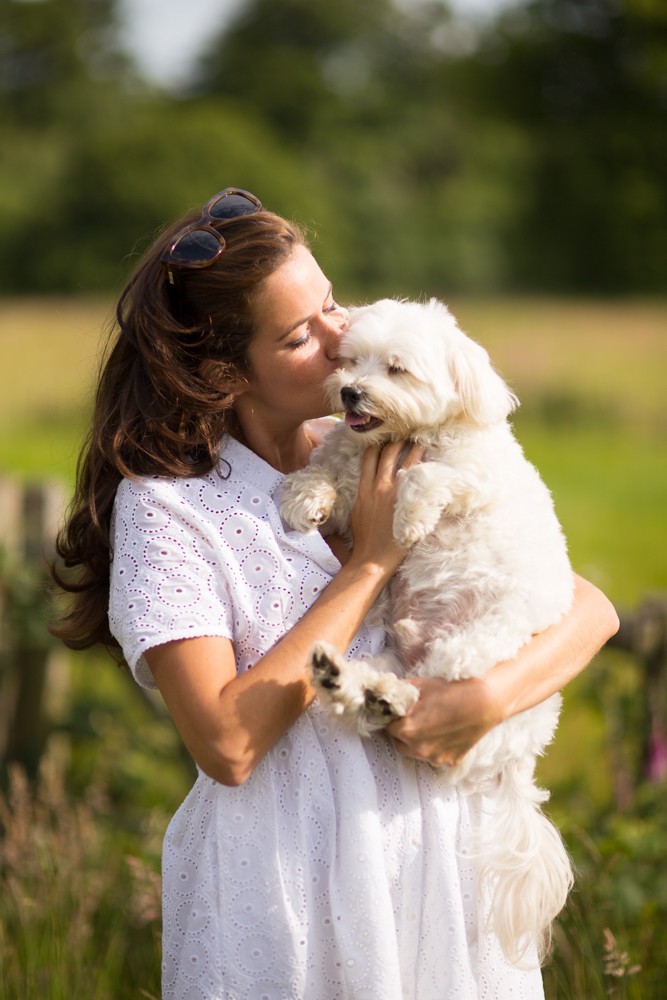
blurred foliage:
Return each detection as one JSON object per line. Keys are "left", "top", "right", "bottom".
{"left": 544, "top": 780, "right": 667, "bottom": 999}
{"left": 471, "top": 0, "right": 667, "bottom": 291}
{"left": 0, "top": 751, "right": 163, "bottom": 999}
{"left": 0, "top": 550, "right": 54, "bottom": 654}
{"left": 0, "top": 0, "right": 665, "bottom": 296}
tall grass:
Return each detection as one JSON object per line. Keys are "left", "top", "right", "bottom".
{"left": 544, "top": 774, "right": 667, "bottom": 999}
{"left": 0, "top": 750, "right": 163, "bottom": 999}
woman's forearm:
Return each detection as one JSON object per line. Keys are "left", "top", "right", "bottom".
{"left": 146, "top": 555, "right": 394, "bottom": 786}
{"left": 147, "top": 442, "right": 427, "bottom": 785}
{"left": 487, "top": 573, "right": 619, "bottom": 723}
{"left": 214, "top": 557, "right": 397, "bottom": 777}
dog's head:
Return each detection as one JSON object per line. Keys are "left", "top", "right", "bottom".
{"left": 326, "top": 298, "right": 518, "bottom": 442}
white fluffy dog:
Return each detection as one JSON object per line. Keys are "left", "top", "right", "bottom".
{"left": 279, "top": 297, "right": 574, "bottom": 966}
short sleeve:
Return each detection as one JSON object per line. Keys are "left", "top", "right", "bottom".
{"left": 108, "top": 477, "right": 235, "bottom": 688}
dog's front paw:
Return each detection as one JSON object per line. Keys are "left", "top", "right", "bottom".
{"left": 310, "top": 642, "right": 370, "bottom": 724}
{"left": 393, "top": 501, "right": 439, "bottom": 547}
{"left": 362, "top": 674, "right": 420, "bottom": 728}
{"left": 281, "top": 484, "right": 337, "bottom": 533}
{"left": 393, "top": 514, "right": 429, "bottom": 549}
{"left": 393, "top": 471, "right": 446, "bottom": 547}
{"left": 363, "top": 688, "right": 402, "bottom": 725}
{"left": 311, "top": 641, "right": 344, "bottom": 694}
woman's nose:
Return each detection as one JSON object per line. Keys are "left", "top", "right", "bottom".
{"left": 324, "top": 308, "right": 349, "bottom": 359}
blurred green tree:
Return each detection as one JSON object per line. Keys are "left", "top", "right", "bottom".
{"left": 469, "top": 0, "right": 667, "bottom": 291}
{"left": 0, "top": 0, "right": 664, "bottom": 294}
{"left": 193, "top": 0, "right": 403, "bottom": 140}
{"left": 0, "top": 0, "right": 128, "bottom": 126}
{"left": 190, "top": 0, "right": 528, "bottom": 297}
{"left": 0, "top": 0, "right": 137, "bottom": 291}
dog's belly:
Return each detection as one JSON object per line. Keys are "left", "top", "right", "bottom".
{"left": 388, "top": 562, "right": 502, "bottom": 667}
{"left": 386, "top": 512, "right": 572, "bottom": 675}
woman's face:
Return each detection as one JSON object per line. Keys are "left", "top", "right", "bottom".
{"left": 235, "top": 245, "right": 349, "bottom": 430}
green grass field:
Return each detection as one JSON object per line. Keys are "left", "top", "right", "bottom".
{"left": 1, "top": 294, "right": 666, "bottom": 997}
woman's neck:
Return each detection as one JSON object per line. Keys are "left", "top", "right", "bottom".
{"left": 234, "top": 417, "right": 315, "bottom": 474}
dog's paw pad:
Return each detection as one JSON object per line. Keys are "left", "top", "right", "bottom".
{"left": 289, "top": 509, "right": 330, "bottom": 533}
{"left": 310, "top": 643, "right": 343, "bottom": 691}
{"left": 319, "top": 674, "right": 340, "bottom": 691}
{"left": 294, "top": 489, "right": 337, "bottom": 532}
{"left": 364, "top": 688, "right": 399, "bottom": 721}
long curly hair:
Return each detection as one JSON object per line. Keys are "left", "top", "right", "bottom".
{"left": 52, "top": 201, "right": 307, "bottom": 653}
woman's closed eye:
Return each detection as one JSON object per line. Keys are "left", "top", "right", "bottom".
{"left": 284, "top": 294, "right": 344, "bottom": 350}
{"left": 285, "top": 331, "right": 311, "bottom": 350}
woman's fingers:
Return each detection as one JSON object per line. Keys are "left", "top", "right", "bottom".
{"left": 348, "top": 439, "right": 427, "bottom": 575}
{"left": 387, "top": 676, "right": 501, "bottom": 766}
{"left": 360, "top": 439, "right": 425, "bottom": 482}
{"left": 375, "top": 440, "right": 407, "bottom": 483}
{"left": 399, "top": 441, "right": 426, "bottom": 470}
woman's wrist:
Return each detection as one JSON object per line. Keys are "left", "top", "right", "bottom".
{"left": 340, "top": 552, "right": 397, "bottom": 591}
{"left": 478, "top": 575, "right": 619, "bottom": 726}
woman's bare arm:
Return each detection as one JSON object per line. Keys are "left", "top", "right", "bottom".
{"left": 145, "top": 441, "right": 423, "bottom": 786}
{"left": 388, "top": 573, "right": 619, "bottom": 766}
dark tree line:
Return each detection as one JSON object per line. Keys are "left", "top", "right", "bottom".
{"left": 0, "top": 0, "right": 664, "bottom": 298}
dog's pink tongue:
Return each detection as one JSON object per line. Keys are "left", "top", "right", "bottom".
{"left": 345, "top": 412, "right": 367, "bottom": 427}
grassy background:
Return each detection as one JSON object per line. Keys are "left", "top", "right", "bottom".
{"left": 1, "top": 294, "right": 666, "bottom": 997}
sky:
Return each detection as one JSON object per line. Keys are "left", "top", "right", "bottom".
{"left": 119, "top": 0, "right": 518, "bottom": 89}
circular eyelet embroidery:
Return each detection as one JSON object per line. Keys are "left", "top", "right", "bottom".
{"left": 240, "top": 549, "right": 280, "bottom": 590}
{"left": 157, "top": 575, "right": 201, "bottom": 608}
{"left": 143, "top": 536, "right": 187, "bottom": 573}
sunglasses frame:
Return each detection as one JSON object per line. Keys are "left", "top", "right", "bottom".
{"left": 161, "top": 187, "right": 263, "bottom": 285}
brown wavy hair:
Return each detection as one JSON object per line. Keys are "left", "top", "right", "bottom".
{"left": 52, "top": 201, "right": 307, "bottom": 653}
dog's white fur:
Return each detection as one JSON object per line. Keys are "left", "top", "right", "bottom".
{"left": 280, "top": 297, "right": 574, "bottom": 966}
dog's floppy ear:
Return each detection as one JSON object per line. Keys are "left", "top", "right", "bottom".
{"left": 448, "top": 328, "right": 519, "bottom": 426}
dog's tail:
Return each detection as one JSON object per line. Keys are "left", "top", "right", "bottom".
{"left": 478, "top": 759, "right": 574, "bottom": 968}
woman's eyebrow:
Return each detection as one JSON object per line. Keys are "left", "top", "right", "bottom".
{"left": 276, "top": 283, "right": 333, "bottom": 341}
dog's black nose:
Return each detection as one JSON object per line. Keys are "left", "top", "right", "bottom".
{"left": 340, "top": 385, "right": 363, "bottom": 408}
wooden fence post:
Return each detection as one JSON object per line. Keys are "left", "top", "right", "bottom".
{"left": 606, "top": 594, "right": 667, "bottom": 795}
{"left": 0, "top": 476, "right": 67, "bottom": 776}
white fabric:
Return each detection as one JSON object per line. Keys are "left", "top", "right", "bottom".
{"left": 109, "top": 434, "right": 544, "bottom": 1000}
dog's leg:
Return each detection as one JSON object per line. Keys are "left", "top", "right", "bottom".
{"left": 310, "top": 642, "right": 419, "bottom": 735}
{"left": 393, "top": 462, "right": 486, "bottom": 548}
{"left": 279, "top": 466, "right": 338, "bottom": 532}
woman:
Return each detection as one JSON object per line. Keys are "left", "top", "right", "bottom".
{"left": 54, "top": 188, "right": 618, "bottom": 999}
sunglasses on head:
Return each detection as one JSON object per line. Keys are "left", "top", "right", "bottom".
{"left": 161, "top": 187, "right": 263, "bottom": 285}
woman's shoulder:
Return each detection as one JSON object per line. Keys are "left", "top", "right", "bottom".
{"left": 113, "top": 465, "right": 230, "bottom": 521}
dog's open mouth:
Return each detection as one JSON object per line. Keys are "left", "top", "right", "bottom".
{"left": 344, "top": 411, "right": 384, "bottom": 433}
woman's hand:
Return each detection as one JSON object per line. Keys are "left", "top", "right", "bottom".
{"left": 347, "top": 440, "right": 425, "bottom": 578}
{"left": 388, "top": 676, "right": 501, "bottom": 767}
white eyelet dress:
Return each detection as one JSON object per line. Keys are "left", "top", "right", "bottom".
{"left": 108, "top": 434, "right": 545, "bottom": 1000}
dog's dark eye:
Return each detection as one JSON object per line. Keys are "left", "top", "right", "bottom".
{"left": 388, "top": 363, "right": 405, "bottom": 375}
